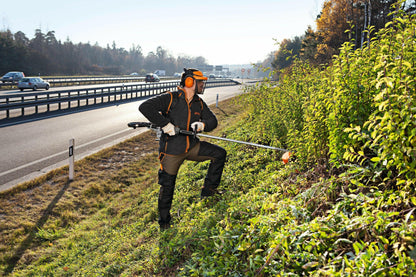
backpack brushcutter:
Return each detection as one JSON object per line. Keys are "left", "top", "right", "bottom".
{"left": 128, "top": 122, "right": 293, "bottom": 164}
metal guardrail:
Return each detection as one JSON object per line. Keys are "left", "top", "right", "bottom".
{"left": 0, "top": 79, "right": 239, "bottom": 121}
{"left": 0, "top": 76, "right": 177, "bottom": 89}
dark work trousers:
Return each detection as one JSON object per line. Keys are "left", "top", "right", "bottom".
{"left": 158, "top": 141, "right": 227, "bottom": 226}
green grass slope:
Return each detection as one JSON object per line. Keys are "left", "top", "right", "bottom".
{"left": 1, "top": 8, "right": 415, "bottom": 277}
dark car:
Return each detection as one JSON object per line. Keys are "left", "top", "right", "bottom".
{"left": 1, "top": 71, "right": 25, "bottom": 83}
{"left": 18, "top": 77, "right": 50, "bottom": 91}
{"left": 145, "top": 73, "right": 160, "bottom": 83}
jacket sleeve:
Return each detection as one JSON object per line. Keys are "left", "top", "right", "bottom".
{"left": 200, "top": 100, "right": 218, "bottom": 132}
{"left": 139, "top": 93, "right": 172, "bottom": 128}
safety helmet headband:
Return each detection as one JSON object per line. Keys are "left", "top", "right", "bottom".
{"left": 181, "top": 68, "right": 207, "bottom": 94}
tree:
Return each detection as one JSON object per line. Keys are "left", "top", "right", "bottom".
{"left": 0, "top": 30, "right": 17, "bottom": 72}
{"left": 300, "top": 27, "right": 322, "bottom": 65}
{"left": 309, "top": 0, "right": 402, "bottom": 65}
{"left": 0, "top": 29, "right": 209, "bottom": 76}
{"left": 316, "top": 0, "right": 352, "bottom": 59}
{"left": 14, "top": 31, "right": 29, "bottom": 47}
{"left": 271, "top": 36, "right": 303, "bottom": 71}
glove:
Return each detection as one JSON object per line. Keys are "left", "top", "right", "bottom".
{"left": 191, "top": 122, "right": 205, "bottom": 132}
{"left": 162, "top": 122, "right": 176, "bottom": 136}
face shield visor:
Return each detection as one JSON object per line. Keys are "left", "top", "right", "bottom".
{"left": 191, "top": 70, "right": 207, "bottom": 94}
{"left": 195, "top": 79, "right": 206, "bottom": 94}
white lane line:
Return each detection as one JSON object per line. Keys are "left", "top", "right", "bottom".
{"left": 0, "top": 128, "right": 133, "bottom": 178}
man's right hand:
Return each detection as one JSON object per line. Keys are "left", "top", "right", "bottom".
{"left": 162, "top": 123, "right": 176, "bottom": 136}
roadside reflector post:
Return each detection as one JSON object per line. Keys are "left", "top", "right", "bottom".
{"left": 69, "top": 138, "right": 75, "bottom": 181}
{"left": 216, "top": 94, "right": 219, "bottom": 108}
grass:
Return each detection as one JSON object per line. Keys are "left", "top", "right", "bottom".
{"left": 0, "top": 96, "right": 244, "bottom": 276}
{"left": 1, "top": 91, "right": 414, "bottom": 276}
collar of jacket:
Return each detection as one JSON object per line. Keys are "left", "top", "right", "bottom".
{"left": 178, "top": 87, "right": 201, "bottom": 103}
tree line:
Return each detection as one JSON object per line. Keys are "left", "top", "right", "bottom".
{"left": 0, "top": 29, "right": 209, "bottom": 76}
{"left": 271, "top": 0, "right": 415, "bottom": 71}
{"left": 2, "top": 0, "right": 413, "bottom": 77}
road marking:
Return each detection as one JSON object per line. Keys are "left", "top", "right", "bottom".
{"left": 0, "top": 128, "right": 134, "bottom": 178}
{"left": 0, "top": 105, "right": 122, "bottom": 128}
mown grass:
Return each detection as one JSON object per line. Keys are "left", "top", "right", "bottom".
{"left": 0, "top": 96, "right": 244, "bottom": 276}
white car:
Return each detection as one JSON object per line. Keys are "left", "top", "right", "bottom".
{"left": 17, "top": 77, "right": 50, "bottom": 91}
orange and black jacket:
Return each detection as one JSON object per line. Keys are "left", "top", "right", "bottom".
{"left": 139, "top": 88, "right": 218, "bottom": 155}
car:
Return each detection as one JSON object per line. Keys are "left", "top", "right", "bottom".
{"left": 1, "top": 71, "right": 25, "bottom": 83}
{"left": 130, "top": 72, "right": 139, "bottom": 76}
{"left": 145, "top": 73, "right": 160, "bottom": 83}
{"left": 17, "top": 77, "right": 50, "bottom": 91}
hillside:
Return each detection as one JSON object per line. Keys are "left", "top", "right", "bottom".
{"left": 1, "top": 10, "right": 415, "bottom": 277}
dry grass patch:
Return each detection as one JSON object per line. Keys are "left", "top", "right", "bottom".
{"left": 0, "top": 96, "right": 244, "bottom": 275}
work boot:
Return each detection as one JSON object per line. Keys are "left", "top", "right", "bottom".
{"left": 158, "top": 170, "right": 176, "bottom": 228}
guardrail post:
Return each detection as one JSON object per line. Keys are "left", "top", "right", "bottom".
{"left": 6, "top": 98, "right": 10, "bottom": 118}
{"left": 68, "top": 92, "right": 71, "bottom": 109}
{"left": 77, "top": 91, "right": 80, "bottom": 107}
{"left": 21, "top": 96, "right": 25, "bottom": 116}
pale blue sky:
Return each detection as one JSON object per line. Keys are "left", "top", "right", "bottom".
{"left": 1, "top": 0, "right": 326, "bottom": 65}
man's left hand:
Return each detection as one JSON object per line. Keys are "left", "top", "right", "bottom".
{"left": 191, "top": 122, "right": 205, "bottom": 132}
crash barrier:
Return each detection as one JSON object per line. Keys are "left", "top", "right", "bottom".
{"left": 0, "top": 79, "right": 239, "bottom": 120}
{"left": 0, "top": 76, "right": 176, "bottom": 89}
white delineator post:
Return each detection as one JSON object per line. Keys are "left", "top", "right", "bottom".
{"left": 69, "top": 138, "right": 74, "bottom": 181}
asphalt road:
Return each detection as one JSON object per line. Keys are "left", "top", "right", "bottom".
{"left": 0, "top": 85, "right": 244, "bottom": 191}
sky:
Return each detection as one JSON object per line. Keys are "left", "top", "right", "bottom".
{"left": 1, "top": 0, "right": 326, "bottom": 66}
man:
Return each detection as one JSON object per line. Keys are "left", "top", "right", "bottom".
{"left": 139, "top": 68, "right": 227, "bottom": 230}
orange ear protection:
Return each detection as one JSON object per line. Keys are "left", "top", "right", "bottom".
{"left": 182, "top": 68, "right": 207, "bottom": 89}
{"left": 183, "top": 68, "right": 195, "bottom": 87}
{"left": 184, "top": 76, "right": 194, "bottom": 88}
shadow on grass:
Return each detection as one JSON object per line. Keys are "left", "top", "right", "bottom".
{"left": 4, "top": 181, "right": 71, "bottom": 275}
{"left": 214, "top": 107, "right": 228, "bottom": 117}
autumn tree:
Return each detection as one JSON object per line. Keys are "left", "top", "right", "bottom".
{"left": 271, "top": 36, "right": 303, "bottom": 71}
{"left": 300, "top": 26, "right": 322, "bottom": 65}
{"left": 312, "top": 0, "right": 400, "bottom": 64}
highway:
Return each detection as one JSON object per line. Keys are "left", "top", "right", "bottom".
{"left": 0, "top": 84, "right": 244, "bottom": 191}
{"left": 0, "top": 80, "right": 153, "bottom": 96}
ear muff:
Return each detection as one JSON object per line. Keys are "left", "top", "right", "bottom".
{"left": 184, "top": 76, "right": 194, "bottom": 88}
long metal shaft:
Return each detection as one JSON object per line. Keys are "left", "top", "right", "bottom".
{"left": 127, "top": 122, "right": 289, "bottom": 152}
{"left": 196, "top": 133, "right": 289, "bottom": 152}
